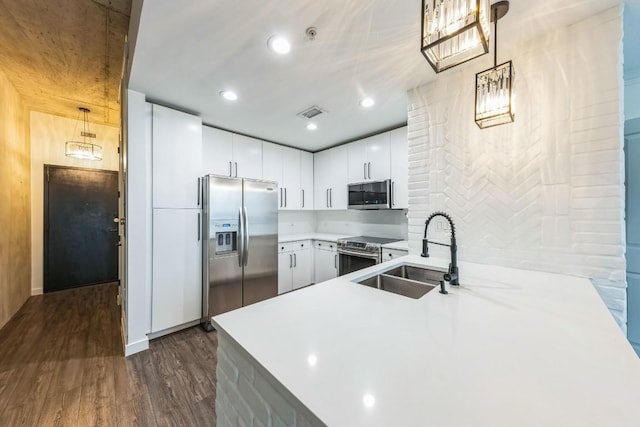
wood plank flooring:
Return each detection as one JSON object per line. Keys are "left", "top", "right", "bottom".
{"left": 0, "top": 283, "right": 218, "bottom": 426}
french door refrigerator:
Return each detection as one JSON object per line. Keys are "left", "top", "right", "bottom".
{"left": 201, "top": 175, "right": 279, "bottom": 330}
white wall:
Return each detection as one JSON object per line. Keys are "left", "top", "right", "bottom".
{"left": 316, "top": 209, "right": 408, "bottom": 240}
{"left": 626, "top": 76, "right": 640, "bottom": 120}
{"left": 407, "top": 7, "right": 626, "bottom": 329}
{"left": 30, "top": 111, "right": 119, "bottom": 295}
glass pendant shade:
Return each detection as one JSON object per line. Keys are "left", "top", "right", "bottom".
{"left": 475, "top": 60, "right": 514, "bottom": 128}
{"left": 65, "top": 141, "right": 103, "bottom": 160}
{"left": 421, "top": 0, "right": 491, "bottom": 73}
{"left": 65, "top": 107, "right": 103, "bottom": 161}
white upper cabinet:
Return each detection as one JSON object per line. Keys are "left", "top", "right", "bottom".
{"left": 202, "top": 127, "right": 234, "bottom": 177}
{"left": 152, "top": 104, "right": 202, "bottom": 209}
{"left": 232, "top": 134, "right": 263, "bottom": 180}
{"left": 389, "top": 126, "right": 409, "bottom": 209}
{"left": 300, "top": 151, "right": 314, "bottom": 210}
{"left": 202, "top": 127, "right": 262, "bottom": 180}
{"left": 262, "top": 141, "right": 283, "bottom": 183}
{"left": 314, "top": 145, "right": 348, "bottom": 210}
{"left": 281, "top": 147, "right": 301, "bottom": 210}
{"left": 347, "top": 133, "right": 390, "bottom": 183}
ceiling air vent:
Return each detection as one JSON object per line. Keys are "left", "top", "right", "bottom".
{"left": 297, "top": 106, "right": 326, "bottom": 119}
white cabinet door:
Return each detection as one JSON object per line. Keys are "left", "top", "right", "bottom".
{"left": 347, "top": 138, "right": 368, "bottom": 183}
{"left": 300, "top": 151, "right": 314, "bottom": 210}
{"left": 389, "top": 127, "right": 409, "bottom": 209}
{"left": 152, "top": 105, "right": 202, "bottom": 208}
{"left": 262, "top": 142, "right": 283, "bottom": 183}
{"left": 314, "top": 246, "right": 338, "bottom": 283}
{"left": 314, "top": 150, "right": 331, "bottom": 210}
{"left": 382, "top": 247, "right": 408, "bottom": 262}
{"left": 292, "top": 248, "right": 312, "bottom": 290}
{"left": 367, "top": 133, "right": 391, "bottom": 181}
{"left": 282, "top": 147, "right": 301, "bottom": 210}
{"left": 202, "top": 126, "right": 233, "bottom": 177}
{"left": 233, "top": 134, "right": 263, "bottom": 179}
{"left": 152, "top": 209, "right": 202, "bottom": 332}
{"left": 278, "top": 251, "right": 293, "bottom": 294}
{"left": 329, "top": 145, "right": 349, "bottom": 210}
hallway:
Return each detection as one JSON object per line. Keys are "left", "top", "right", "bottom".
{"left": 0, "top": 284, "right": 218, "bottom": 426}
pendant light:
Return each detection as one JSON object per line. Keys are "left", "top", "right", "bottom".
{"left": 421, "top": 0, "right": 491, "bottom": 73}
{"left": 474, "top": 1, "right": 514, "bottom": 129}
{"left": 65, "top": 107, "right": 103, "bottom": 161}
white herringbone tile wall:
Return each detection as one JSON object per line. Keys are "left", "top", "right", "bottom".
{"left": 407, "top": 7, "right": 626, "bottom": 329}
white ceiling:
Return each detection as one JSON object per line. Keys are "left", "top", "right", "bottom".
{"left": 129, "top": 0, "right": 626, "bottom": 151}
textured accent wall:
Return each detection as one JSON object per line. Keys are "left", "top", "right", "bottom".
{"left": 30, "top": 111, "right": 120, "bottom": 295}
{"left": 0, "top": 68, "right": 31, "bottom": 329}
{"left": 407, "top": 7, "right": 626, "bottom": 328}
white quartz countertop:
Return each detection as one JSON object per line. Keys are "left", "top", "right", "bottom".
{"left": 278, "top": 233, "right": 352, "bottom": 243}
{"left": 380, "top": 240, "right": 408, "bottom": 250}
{"left": 212, "top": 255, "right": 640, "bottom": 426}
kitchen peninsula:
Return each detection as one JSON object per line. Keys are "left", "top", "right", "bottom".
{"left": 212, "top": 255, "right": 640, "bottom": 426}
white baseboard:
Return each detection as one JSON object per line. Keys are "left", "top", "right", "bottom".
{"left": 31, "top": 288, "right": 43, "bottom": 296}
{"left": 125, "top": 337, "right": 149, "bottom": 356}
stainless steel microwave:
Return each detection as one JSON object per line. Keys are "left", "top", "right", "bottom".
{"left": 347, "top": 179, "right": 393, "bottom": 210}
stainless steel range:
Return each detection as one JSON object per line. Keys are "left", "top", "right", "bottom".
{"left": 337, "top": 236, "right": 401, "bottom": 276}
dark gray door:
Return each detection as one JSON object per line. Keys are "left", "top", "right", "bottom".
{"left": 44, "top": 165, "right": 119, "bottom": 293}
{"left": 626, "top": 119, "right": 640, "bottom": 355}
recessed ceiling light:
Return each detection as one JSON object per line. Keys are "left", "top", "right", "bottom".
{"left": 268, "top": 36, "right": 291, "bottom": 54}
{"left": 220, "top": 90, "right": 238, "bottom": 101}
{"left": 360, "top": 97, "right": 375, "bottom": 108}
{"left": 306, "top": 123, "right": 317, "bottom": 131}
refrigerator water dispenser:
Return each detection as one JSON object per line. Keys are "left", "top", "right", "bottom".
{"left": 212, "top": 220, "right": 238, "bottom": 254}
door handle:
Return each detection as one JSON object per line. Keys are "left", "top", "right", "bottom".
{"left": 368, "top": 162, "right": 371, "bottom": 179}
{"left": 112, "top": 217, "right": 125, "bottom": 225}
{"left": 228, "top": 161, "right": 232, "bottom": 177}
{"left": 243, "top": 207, "right": 249, "bottom": 266}
{"left": 334, "top": 254, "right": 338, "bottom": 269}
{"left": 293, "top": 253, "right": 297, "bottom": 267}
{"left": 237, "top": 207, "right": 243, "bottom": 267}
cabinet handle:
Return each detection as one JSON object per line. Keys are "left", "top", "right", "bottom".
{"left": 290, "top": 254, "right": 292, "bottom": 268}
{"left": 284, "top": 188, "right": 287, "bottom": 208}
{"left": 368, "top": 162, "right": 372, "bottom": 179}
{"left": 302, "top": 189, "right": 305, "bottom": 208}
{"left": 294, "top": 253, "right": 297, "bottom": 267}
{"left": 364, "top": 163, "right": 367, "bottom": 180}
{"left": 329, "top": 188, "right": 332, "bottom": 208}
{"left": 334, "top": 254, "right": 337, "bottom": 269}
{"left": 279, "top": 188, "right": 283, "bottom": 208}
{"left": 197, "top": 177, "right": 201, "bottom": 207}
{"left": 391, "top": 181, "right": 395, "bottom": 207}
{"left": 326, "top": 189, "right": 329, "bottom": 208}
{"left": 197, "top": 213, "right": 201, "bottom": 241}
{"left": 234, "top": 162, "right": 238, "bottom": 177}
{"left": 228, "top": 161, "right": 232, "bottom": 177}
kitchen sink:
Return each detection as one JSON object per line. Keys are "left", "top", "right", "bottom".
{"left": 355, "top": 264, "right": 448, "bottom": 299}
{"left": 382, "top": 264, "right": 447, "bottom": 286}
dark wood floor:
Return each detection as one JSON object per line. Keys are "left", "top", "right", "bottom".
{"left": 0, "top": 283, "right": 218, "bottom": 426}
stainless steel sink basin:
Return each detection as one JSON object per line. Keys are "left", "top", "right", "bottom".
{"left": 355, "top": 264, "right": 448, "bottom": 299}
{"left": 382, "top": 264, "right": 447, "bottom": 286}
{"left": 357, "top": 274, "right": 437, "bottom": 299}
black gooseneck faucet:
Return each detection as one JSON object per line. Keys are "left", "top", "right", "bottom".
{"left": 421, "top": 211, "right": 459, "bottom": 287}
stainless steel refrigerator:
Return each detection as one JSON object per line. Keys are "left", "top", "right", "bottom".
{"left": 201, "top": 175, "right": 278, "bottom": 330}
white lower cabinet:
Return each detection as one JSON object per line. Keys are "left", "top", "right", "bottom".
{"left": 151, "top": 209, "right": 202, "bottom": 333}
{"left": 314, "top": 240, "right": 338, "bottom": 283}
{"left": 278, "top": 240, "right": 312, "bottom": 294}
{"left": 382, "top": 247, "right": 408, "bottom": 262}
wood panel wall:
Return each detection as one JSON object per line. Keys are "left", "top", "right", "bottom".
{"left": 0, "top": 67, "right": 31, "bottom": 329}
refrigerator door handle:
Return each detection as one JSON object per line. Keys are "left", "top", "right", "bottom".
{"left": 243, "top": 206, "right": 249, "bottom": 266}
{"left": 237, "top": 207, "right": 244, "bottom": 267}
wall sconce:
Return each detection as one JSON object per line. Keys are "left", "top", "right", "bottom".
{"left": 421, "top": 0, "right": 491, "bottom": 73}
{"left": 474, "top": 1, "right": 514, "bottom": 129}
{"left": 65, "top": 107, "right": 103, "bottom": 161}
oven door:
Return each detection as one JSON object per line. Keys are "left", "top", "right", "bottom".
{"left": 338, "top": 249, "right": 381, "bottom": 276}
